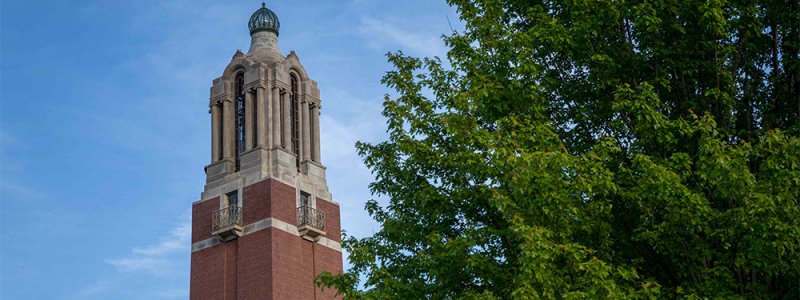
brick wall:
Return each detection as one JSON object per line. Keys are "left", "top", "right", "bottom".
{"left": 243, "top": 180, "right": 270, "bottom": 224}
{"left": 236, "top": 229, "right": 272, "bottom": 298}
{"left": 190, "top": 244, "right": 224, "bottom": 300}
{"left": 269, "top": 180, "right": 296, "bottom": 224}
{"left": 270, "top": 228, "right": 343, "bottom": 299}
{"left": 271, "top": 228, "right": 315, "bottom": 299}
{"left": 224, "top": 241, "right": 238, "bottom": 300}
{"left": 316, "top": 198, "right": 341, "bottom": 243}
{"left": 190, "top": 178, "right": 344, "bottom": 299}
{"left": 192, "top": 196, "right": 218, "bottom": 243}
{"left": 314, "top": 243, "right": 344, "bottom": 299}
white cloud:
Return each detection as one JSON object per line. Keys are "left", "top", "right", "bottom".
{"left": 105, "top": 214, "right": 190, "bottom": 277}
{"left": 131, "top": 222, "right": 191, "bottom": 256}
{"left": 358, "top": 18, "right": 447, "bottom": 58}
{"left": 67, "top": 213, "right": 190, "bottom": 300}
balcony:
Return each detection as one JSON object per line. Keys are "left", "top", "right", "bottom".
{"left": 212, "top": 206, "right": 243, "bottom": 241}
{"left": 297, "top": 206, "right": 326, "bottom": 241}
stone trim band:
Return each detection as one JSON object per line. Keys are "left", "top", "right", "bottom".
{"left": 191, "top": 216, "right": 341, "bottom": 253}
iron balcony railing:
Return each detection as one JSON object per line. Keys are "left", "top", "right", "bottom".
{"left": 297, "top": 206, "right": 325, "bottom": 230}
{"left": 212, "top": 206, "right": 243, "bottom": 233}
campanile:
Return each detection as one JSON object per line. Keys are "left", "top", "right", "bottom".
{"left": 190, "top": 3, "right": 343, "bottom": 299}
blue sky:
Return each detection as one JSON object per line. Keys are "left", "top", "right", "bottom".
{"left": 0, "top": 1, "right": 461, "bottom": 299}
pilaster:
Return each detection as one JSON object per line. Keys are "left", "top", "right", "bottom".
{"left": 244, "top": 91, "right": 254, "bottom": 150}
{"left": 311, "top": 104, "right": 321, "bottom": 162}
{"left": 211, "top": 102, "right": 221, "bottom": 161}
{"left": 271, "top": 84, "right": 281, "bottom": 148}
{"left": 222, "top": 98, "right": 233, "bottom": 164}
{"left": 281, "top": 89, "right": 290, "bottom": 149}
{"left": 257, "top": 86, "right": 267, "bottom": 148}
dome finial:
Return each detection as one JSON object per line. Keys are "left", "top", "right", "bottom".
{"left": 248, "top": 2, "right": 280, "bottom": 36}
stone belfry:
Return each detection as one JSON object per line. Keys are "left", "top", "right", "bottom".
{"left": 190, "top": 3, "right": 342, "bottom": 299}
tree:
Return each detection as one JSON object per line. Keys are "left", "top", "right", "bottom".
{"left": 318, "top": 0, "right": 800, "bottom": 298}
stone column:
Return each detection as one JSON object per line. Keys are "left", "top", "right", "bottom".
{"left": 256, "top": 87, "right": 267, "bottom": 147}
{"left": 301, "top": 100, "right": 311, "bottom": 161}
{"left": 272, "top": 87, "right": 281, "bottom": 148}
{"left": 222, "top": 99, "right": 232, "bottom": 160}
{"left": 211, "top": 102, "right": 221, "bottom": 162}
{"left": 281, "top": 90, "right": 290, "bottom": 149}
{"left": 312, "top": 104, "right": 321, "bottom": 162}
{"left": 244, "top": 90, "right": 254, "bottom": 150}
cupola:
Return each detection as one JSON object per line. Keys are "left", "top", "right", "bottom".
{"left": 248, "top": 2, "right": 280, "bottom": 36}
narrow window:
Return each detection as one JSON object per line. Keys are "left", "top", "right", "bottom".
{"left": 217, "top": 104, "right": 224, "bottom": 160}
{"left": 300, "top": 192, "right": 309, "bottom": 208}
{"left": 252, "top": 90, "right": 258, "bottom": 147}
{"left": 235, "top": 73, "right": 246, "bottom": 171}
{"left": 290, "top": 75, "right": 300, "bottom": 171}
{"left": 309, "top": 104, "right": 315, "bottom": 161}
{"left": 227, "top": 191, "right": 239, "bottom": 208}
{"left": 226, "top": 190, "right": 241, "bottom": 228}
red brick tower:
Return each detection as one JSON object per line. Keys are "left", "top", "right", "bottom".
{"left": 190, "top": 3, "right": 343, "bottom": 299}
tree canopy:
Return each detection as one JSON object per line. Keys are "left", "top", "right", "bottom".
{"left": 318, "top": 0, "right": 800, "bottom": 298}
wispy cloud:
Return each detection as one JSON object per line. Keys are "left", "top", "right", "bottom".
{"left": 0, "top": 180, "right": 46, "bottom": 201}
{"left": 71, "top": 278, "right": 114, "bottom": 299}
{"left": 132, "top": 222, "right": 191, "bottom": 256}
{"left": 358, "top": 18, "right": 447, "bottom": 57}
{"left": 105, "top": 215, "right": 190, "bottom": 277}
{"left": 0, "top": 127, "right": 23, "bottom": 148}
{"left": 69, "top": 214, "right": 191, "bottom": 300}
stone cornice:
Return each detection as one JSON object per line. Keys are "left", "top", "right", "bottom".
{"left": 303, "top": 94, "right": 320, "bottom": 103}
{"left": 272, "top": 79, "right": 290, "bottom": 90}
{"left": 244, "top": 79, "right": 268, "bottom": 91}
{"left": 211, "top": 93, "right": 230, "bottom": 103}
{"left": 209, "top": 95, "right": 233, "bottom": 107}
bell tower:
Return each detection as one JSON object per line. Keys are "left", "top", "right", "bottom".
{"left": 190, "top": 3, "right": 342, "bottom": 299}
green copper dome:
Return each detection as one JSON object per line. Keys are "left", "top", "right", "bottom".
{"left": 248, "top": 2, "right": 280, "bottom": 36}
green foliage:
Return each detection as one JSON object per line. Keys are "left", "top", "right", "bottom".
{"left": 316, "top": 0, "right": 800, "bottom": 298}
